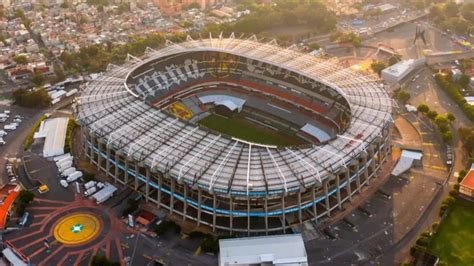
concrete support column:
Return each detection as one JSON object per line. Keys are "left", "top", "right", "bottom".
{"left": 363, "top": 154, "right": 369, "bottom": 185}
{"left": 183, "top": 185, "right": 188, "bottom": 221}
{"left": 114, "top": 152, "right": 119, "bottom": 184}
{"left": 312, "top": 188, "right": 317, "bottom": 222}
{"left": 336, "top": 175, "right": 342, "bottom": 209}
{"left": 197, "top": 189, "right": 202, "bottom": 226}
{"left": 89, "top": 134, "right": 95, "bottom": 162}
{"left": 97, "top": 141, "right": 102, "bottom": 170}
{"left": 345, "top": 169, "right": 352, "bottom": 201}
{"left": 157, "top": 174, "right": 162, "bottom": 208}
{"left": 281, "top": 196, "right": 286, "bottom": 234}
{"left": 229, "top": 196, "right": 233, "bottom": 235}
{"left": 324, "top": 180, "right": 330, "bottom": 217}
{"left": 297, "top": 191, "right": 302, "bottom": 224}
{"left": 264, "top": 197, "right": 268, "bottom": 235}
{"left": 145, "top": 168, "right": 150, "bottom": 203}
{"left": 106, "top": 145, "right": 111, "bottom": 176}
{"left": 81, "top": 128, "right": 87, "bottom": 154}
{"left": 170, "top": 179, "right": 175, "bottom": 214}
{"left": 247, "top": 198, "right": 250, "bottom": 236}
{"left": 124, "top": 159, "right": 129, "bottom": 185}
{"left": 355, "top": 163, "right": 361, "bottom": 191}
{"left": 134, "top": 163, "right": 139, "bottom": 191}
{"left": 212, "top": 194, "right": 216, "bottom": 232}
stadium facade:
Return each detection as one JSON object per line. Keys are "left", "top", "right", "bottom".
{"left": 75, "top": 36, "right": 393, "bottom": 234}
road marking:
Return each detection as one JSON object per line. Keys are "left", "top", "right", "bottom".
{"left": 422, "top": 143, "right": 435, "bottom": 146}
{"left": 423, "top": 165, "right": 447, "bottom": 171}
{"left": 194, "top": 246, "right": 202, "bottom": 256}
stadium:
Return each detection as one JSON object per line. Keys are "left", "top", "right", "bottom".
{"left": 75, "top": 36, "right": 393, "bottom": 234}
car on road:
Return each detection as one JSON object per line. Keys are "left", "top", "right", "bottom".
{"left": 0, "top": 139, "right": 5, "bottom": 145}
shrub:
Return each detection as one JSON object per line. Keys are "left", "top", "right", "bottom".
{"left": 122, "top": 198, "right": 140, "bottom": 216}
{"left": 155, "top": 220, "right": 181, "bottom": 235}
{"left": 442, "top": 131, "right": 453, "bottom": 143}
{"left": 417, "top": 104, "right": 430, "bottom": 113}
{"left": 427, "top": 110, "right": 438, "bottom": 120}
{"left": 91, "top": 255, "right": 120, "bottom": 266}
{"left": 13, "top": 88, "right": 51, "bottom": 108}
{"left": 82, "top": 171, "right": 95, "bottom": 182}
{"left": 63, "top": 119, "right": 77, "bottom": 153}
{"left": 18, "top": 190, "right": 34, "bottom": 204}
{"left": 394, "top": 90, "right": 411, "bottom": 104}
{"left": 435, "top": 74, "right": 474, "bottom": 121}
{"left": 24, "top": 115, "right": 47, "bottom": 150}
{"left": 201, "top": 235, "right": 219, "bottom": 254}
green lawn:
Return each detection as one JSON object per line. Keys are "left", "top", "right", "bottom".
{"left": 428, "top": 199, "right": 474, "bottom": 265}
{"left": 197, "top": 114, "right": 303, "bottom": 146}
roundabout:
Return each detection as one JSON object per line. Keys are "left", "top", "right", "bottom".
{"left": 53, "top": 213, "right": 101, "bottom": 245}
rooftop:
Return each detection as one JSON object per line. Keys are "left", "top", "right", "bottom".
{"left": 219, "top": 234, "right": 307, "bottom": 265}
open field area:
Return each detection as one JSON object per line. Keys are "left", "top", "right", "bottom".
{"left": 428, "top": 199, "right": 474, "bottom": 265}
{"left": 197, "top": 114, "right": 303, "bottom": 146}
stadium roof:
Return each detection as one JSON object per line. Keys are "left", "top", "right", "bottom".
{"left": 76, "top": 36, "right": 392, "bottom": 196}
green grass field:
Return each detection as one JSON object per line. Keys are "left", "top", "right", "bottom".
{"left": 428, "top": 199, "right": 474, "bottom": 265}
{"left": 197, "top": 114, "right": 303, "bottom": 146}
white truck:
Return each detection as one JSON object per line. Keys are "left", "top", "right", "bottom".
{"left": 66, "top": 89, "right": 78, "bottom": 97}
{"left": 60, "top": 180, "right": 69, "bottom": 188}
{"left": 92, "top": 183, "right": 117, "bottom": 204}
{"left": 56, "top": 156, "right": 73, "bottom": 166}
{"left": 66, "top": 171, "right": 83, "bottom": 183}
{"left": 84, "top": 187, "right": 97, "bottom": 197}
{"left": 58, "top": 160, "right": 73, "bottom": 172}
{"left": 61, "top": 167, "right": 76, "bottom": 177}
{"left": 84, "top": 181, "right": 97, "bottom": 190}
{"left": 4, "top": 124, "right": 16, "bottom": 131}
{"left": 54, "top": 153, "right": 71, "bottom": 162}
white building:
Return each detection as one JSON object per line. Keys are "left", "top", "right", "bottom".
{"left": 219, "top": 234, "right": 308, "bottom": 266}
{"left": 33, "top": 117, "right": 69, "bottom": 157}
{"left": 381, "top": 59, "right": 416, "bottom": 84}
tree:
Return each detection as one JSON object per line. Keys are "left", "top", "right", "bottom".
{"left": 308, "top": 43, "right": 320, "bottom": 50}
{"left": 457, "top": 74, "right": 470, "bottom": 88}
{"left": 13, "top": 88, "right": 51, "bottom": 108}
{"left": 417, "top": 104, "right": 430, "bottom": 113}
{"left": 442, "top": 131, "right": 452, "bottom": 143}
{"left": 462, "top": 3, "right": 474, "bottom": 24}
{"left": 370, "top": 61, "right": 387, "bottom": 76}
{"left": 14, "top": 8, "right": 25, "bottom": 19}
{"left": 388, "top": 55, "right": 401, "bottom": 66}
{"left": 60, "top": 0, "right": 69, "bottom": 8}
{"left": 0, "top": 34, "right": 6, "bottom": 45}
{"left": 31, "top": 72, "right": 45, "bottom": 87}
{"left": 13, "top": 55, "right": 28, "bottom": 65}
{"left": 395, "top": 90, "right": 411, "bottom": 104}
{"left": 427, "top": 110, "right": 438, "bottom": 120}
{"left": 91, "top": 255, "right": 119, "bottom": 266}
{"left": 444, "top": 1, "right": 460, "bottom": 18}
{"left": 458, "top": 127, "right": 474, "bottom": 156}
{"left": 54, "top": 67, "right": 66, "bottom": 82}
{"left": 186, "top": 2, "right": 200, "bottom": 9}
{"left": 18, "top": 190, "right": 34, "bottom": 204}
{"left": 447, "top": 112, "right": 456, "bottom": 122}
{"left": 435, "top": 115, "right": 450, "bottom": 133}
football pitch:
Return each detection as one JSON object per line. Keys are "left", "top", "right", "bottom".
{"left": 428, "top": 199, "right": 474, "bottom": 265}
{"left": 197, "top": 114, "right": 303, "bottom": 146}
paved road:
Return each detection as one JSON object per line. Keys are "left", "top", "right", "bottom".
{"left": 0, "top": 99, "right": 74, "bottom": 187}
